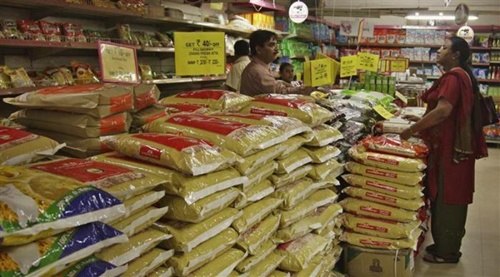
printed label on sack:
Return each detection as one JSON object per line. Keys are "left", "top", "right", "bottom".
{"left": 254, "top": 97, "right": 307, "bottom": 108}
{"left": 167, "top": 114, "right": 250, "bottom": 136}
{"left": 278, "top": 233, "right": 312, "bottom": 253}
{"left": 360, "top": 239, "right": 391, "bottom": 247}
{"left": 356, "top": 223, "right": 389, "bottom": 233}
{"left": 0, "top": 127, "right": 38, "bottom": 151}
{"left": 36, "top": 84, "right": 105, "bottom": 95}
{"left": 175, "top": 90, "right": 225, "bottom": 100}
{"left": 366, "top": 191, "right": 397, "bottom": 203}
{"left": 100, "top": 113, "right": 126, "bottom": 135}
{"left": 135, "top": 90, "right": 157, "bottom": 110}
{"left": 250, "top": 108, "right": 287, "bottom": 117}
{"left": 367, "top": 155, "right": 399, "bottom": 166}
{"left": 145, "top": 111, "right": 167, "bottom": 123}
{"left": 164, "top": 103, "right": 206, "bottom": 113}
{"left": 133, "top": 133, "right": 215, "bottom": 152}
{"left": 109, "top": 93, "right": 133, "bottom": 113}
{"left": 366, "top": 169, "right": 397, "bottom": 179}
{"left": 366, "top": 180, "right": 398, "bottom": 192}
{"left": 31, "top": 158, "right": 144, "bottom": 188}
{"left": 360, "top": 206, "right": 391, "bottom": 216}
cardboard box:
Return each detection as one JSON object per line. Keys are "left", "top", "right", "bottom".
{"left": 344, "top": 245, "right": 414, "bottom": 277}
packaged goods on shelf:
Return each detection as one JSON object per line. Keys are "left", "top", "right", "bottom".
{"left": 0, "top": 165, "right": 125, "bottom": 245}
{"left": 234, "top": 180, "right": 275, "bottom": 209}
{"left": 110, "top": 206, "right": 169, "bottom": 237}
{"left": 342, "top": 174, "right": 424, "bottom": 200}
{"left": 243, "top": 162, "right": 277, "bottom": 192}
{"left": 303, "top": 145, "right": 341, "bottom": 163}
{"left": 234, "top": 143, "right": 285, "bottom": 175}
{"left": 232, "top": 197, "right": 282, "bottom": 234}
{"left": 341, "top": 228, "right": 422, "bottom": 250}
{"left": 277, "top": 233, "right": 329, "bottom": 272}
{"left": 308, "top": 158, "right": 343, "bottom": 181}
{"left": 302, "top": 124, "right": 344, "bottom": 147}
{"left": 0, "top": 126, "right": 64, "bottom": 165}
{"left": 240, "top": 252, "right": 284, "bottom": 277}
{"left": 348, "top": 146, "right": 426, "bottom": 172}
{"left": 361, "top": 134, "right": 429, "bottom": 158}
{"left": 121, "top": 248, "right": 174, "bottom": 277}
{"left": 277, "top": 135, "right": 311, "bottom": 159}
{"left": 274, "top": 178, "right": 317, "bottom": 210}
{"left": 3, "top": 67, "right": 35, "bottom": 88}
{"left": 236, "top": 214, "right": 280, "bottom": 254}
{"left": 148, "top": 266, "right": 174, "bottom": 277}
{"left": 340, "top": 213, "right": 421, "bottom": 240}
{"left": 0, "top": 222, "right": 128, "bottom": 277}
{"left": 54, "top": 256, "right": 127, "bottom": 277}
{"left": 340, "top": 198, "right": 418, "bottom": 223}
{"left": 159, "top": 89, "right": 253, "bottom": 111}
{"left": 275, "top": 148, "right": 312, "bottom": 174}
{"left": 343, "top": 186, "right": 424, "bottom": 211}
{"left": 131, "top": 84, "right": 160, "bottom": 112}
{"left": 269, "top": 164, "right": 313, "bottom": 188}
{"left": 188, "top": 248, "right": 247, "bottom": 277}
{"left": 236, "top": 240, "right": 276, "bottom": 273}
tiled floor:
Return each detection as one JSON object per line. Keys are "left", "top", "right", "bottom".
{"left": 414, "top": 147, "right": 500, "bottom": 277}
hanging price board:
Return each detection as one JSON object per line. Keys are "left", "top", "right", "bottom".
{"left": 98, "top": 41, "right": 139, "bottom": 84}
{"left": 174, "top": 32, "right": 225, "bottom": 76}
{"left": 340, "top": 55, "right": 358, "bottom": 77}
{"left": 380, "top": 58, "right": 409, "bottom": 73}
{"left": 358, "top": 52, "right": 379, "bottom": 72}
{"left": 310, "top": 59, "right": 333, "bottom": 86}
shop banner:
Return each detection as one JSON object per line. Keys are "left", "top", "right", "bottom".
{"left": 340, "top": 55, "right": 358, "bottom": 77}
{"left": 98, "top": 41, "right": 139, "bottom": 84}
{"left": 174, "top": 32, "right": 225, "bottom": 76}
{"left": 358, "top": 52, "right": 379, "bottom": 72}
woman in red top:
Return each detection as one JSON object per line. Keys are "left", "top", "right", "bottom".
{"left": 400, "top": 36, "right": 488, "bottom": 263}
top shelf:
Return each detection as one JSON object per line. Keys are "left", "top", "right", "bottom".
{"left": 231, "top": 0, "right": 286, "bottom": 12}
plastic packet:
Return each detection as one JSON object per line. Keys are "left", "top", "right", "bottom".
{"left": 160, "top": 90, "right": 253, "bottom": 111}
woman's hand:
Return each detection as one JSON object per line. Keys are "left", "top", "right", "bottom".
{"left": 400, "top": 128, "right": 413, "bottom": 141}
{"left": 402, "top": 115, "right": 421, "bottom": 122}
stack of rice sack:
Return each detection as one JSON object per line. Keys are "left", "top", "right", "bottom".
{"left": 0, "top": 165, "right": 130, "bottom": 277}
{"left": 236, "top": 94, "right": 346, "bottom": 276}
{"left": 5, "top": 83, "right": 135, "bottom": 157}
{"left": 128, "top": 84, "right": 162, "bottom": 131}
{"left": 339, "top": 134, "right": 429, "bottom": 254}
{"left": 21, "top": 157, "right": 171, "bottom": 276}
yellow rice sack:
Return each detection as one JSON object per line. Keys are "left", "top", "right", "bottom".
{"left": 167, "top": 228, "right": 239, "bottom": 276}
{"left": 188, "top": 248, "right": 247, "bottom": 277}
{"left": 275, "top": 148, "right": 312, "bottom": 174}
{"left": 308, "top": 159, "right": 343, "bottom": 181}
{"left": 294, "top": 254, "right": 324, "bottom": 277}
{"left": 236, "top": 214, "right": 280, "bottom": 254}
{"left": 269, "top": 270, "right": 291, "bottom": 277}
{"left": 343, "top": 187, "right": 424, "bottom": 211}
{"left": 340, "top": 213, "right": 420, "bottom": 239}
{"left": 161, "top": 103, "right": 209, "bottom": 114}
{"left": 275, "top": 203, "right": 343, "bottom": 243}
{"left": 232, "top": 197, "right": 283, "bottom": 234}
{"left": 0, "top": 166, "right": 125, "bottom": 246}
{"left": 104, "top": 133, "right": 241, "bottom": 176}
{"left": 90, "top": 152, "right": 246, "bottom": 204}
{"left": 348, "top": 146, "right": 427, "bottom": 172}
{"left": 4, "top": 83, "right": 134, "bottom": 117}
{"left": 340, "top": 198, "right": 417, "bottom": 222}
{"left": 342, "top": 174, "right": 424, "bottom": 200}
{"left": 211, "top": 113, "right": 312, "bottom": 140}
{"left": 121, "top": 190, "right": 165, "bottom": 218}
{"left": 239, "top": 94, "right": 334, "bottom": 127}
{"left": 148, "top": 266, "right": 174, "bottom": 277}
{"left": 159, "top": 89, "right": 253, "bottom": 111}
{"left": 143, "top": 114, "right": 286, "bottom": 157}
{"left": 277, "top": 135, "right": 311, "bottom": 159}
{"left": 235, "top": 240, "right": 276, "bottom": 273}
{"left": 132, "top": 104, "right": 167, "bottom": 129}
{"left": 111, "top": 206, "right": 169, "bottom": 237}
{"left": 302, "top": 124, "right": 343, "bottom": 147}
{"left": 0, "top": 126, "right": 63, "bottom": 165}
{"left": 234, "top": 143, "right": 285, "bottom": 175}
{"left": 159, "top": 188, "right": 239, "bottom": 223}
{"left": 270, "top": 164, "right": 312, "bottom": 189}
{"left": 122, "top": 248, "right": 175, "bottom": 277}
{"left": 320, "top": 245, "right": 343, "bottom": 273}
{"left": 345, "top": 162, "right": 425, "bottom": 186}
{"left": 314, "top": 172, "right": 341, "bottom": 190}
{"left": 242, "top": 162, "right": 277, "bottom": 192}
{"left": 97, "top": 228, "right": 171, "bottom": 266}
{"left": 277, "top": 233, "right": 329, "bottom": 272}
{"left": 29, "top": 158, "right": 164, "bottom": 200}
{"left": 340, "top": 228, "right": 423, "bottom": 250}
{"left": 274, "top": 178, "right": 316, "bottom": 210}
{"left": 54, "top": 256, "right": 128, "bottom": 277}
{"left": 234, "top": 180, "right": 275, "bottom": 209}
{"left": 155, "top": 208, "right": 241, "bottom": 253}
{"left": 240, "top": 252, "right": 284, "bottom": 277}
{"left": 303, "top": 145, "right": 341, "bottom": 164}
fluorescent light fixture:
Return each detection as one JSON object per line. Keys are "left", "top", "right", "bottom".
{"left": 405, "top": 14, "right": 478, "bottom": 20}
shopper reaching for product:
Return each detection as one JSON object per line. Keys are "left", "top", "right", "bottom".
{"left": 400, "top": 36, "right": 488, "bottom": 264}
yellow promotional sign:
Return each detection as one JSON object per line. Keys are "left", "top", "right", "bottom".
{"left": 380, "top": 58, "right": 409, "bottom": 73}
{"left": 174, "top": 32, "right": 225, "bottom": 76}
{"left": 98, "top": 42, "right": 139, "bottom": 83}
{"left": 373, "top": 105, "right": 394, "bottom": 119}
{"left": 395, "top": 91, "right": 408, "bottom": 105}
{"left": 358, "top": 52, "right": 379, "bottom": 72}
{"left": 310, "top": 59, "right": 333, "bottom": 86}
{"left": 340, "top": 55, "right": 358, "bottom": 77}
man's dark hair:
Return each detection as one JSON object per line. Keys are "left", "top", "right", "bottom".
{"left": 234, "top": 40, "right": 250, "bottom": 56}
{"left": 249, "top": 30, "right": 278, "bottom": 56}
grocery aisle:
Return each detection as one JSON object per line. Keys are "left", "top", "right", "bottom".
{"left": 414, "top": 147, "right": 500, "bottom": 277}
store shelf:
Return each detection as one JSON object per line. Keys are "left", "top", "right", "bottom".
{"left": 142, "top": 47, "right": 175, "bottom": 53}
{"left": 231, "top": 0, "right": 286, "bottom": 12}
{"left": 492, "top": 48, "right": 500, "bottom": 51}
{"left": 143, "top": 75, "right": 226, "bottom": 85}
{"left": 289, "top": 54, "right": 312, "bottom": 60}
{"left": 490, "top": 61, "right": 500, "bottom": 64}
{"left": 471, "top": 46, "right": 490, "bottom": 51}
{"left": 409, "top": 60, "right": 436, "bottom": 64}
{"left": 486, "top": 138, "right": 500, "bottom": 144}
{"left": 472, "top": 62, "right": 490, "bottom": 66}
{"left": 477, "top": 79, "right": 500, "bottom": 84}
{"left": 427, "top": 76, "right": 441, "bottom": 80}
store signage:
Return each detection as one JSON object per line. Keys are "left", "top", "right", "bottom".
{"left": 174, "top": 32, "right": 225, "bottom": 76}
{"left": 358, "top": 52, "right": 379, "bottom": 72}
{"left": 379, "top": 58, "right": 409, "bottom": 73}
{"left": 310, "top": 59, "right": 333, "bottom": 86}
{"left": 289, "top": 1, "right": 308, "bottom": 24}
{"left": 98, "top": 41, "right": 139, "bottom": 84}
{"left": 373, "top": 105, "right": 394, "bottom": 119}
{"left": 340, "top": 55, "right": 358, "bottom": 77}
{"left": 395, "top": 91, "right": 408, "bottom": 105}
{"left": 457, "top": 26, "right": 474, "bottom": 43}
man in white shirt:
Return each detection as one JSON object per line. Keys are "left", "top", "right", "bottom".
{"left": 226, "top": 40, "right": 251, "bottom": 92}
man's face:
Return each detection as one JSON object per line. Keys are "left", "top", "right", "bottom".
{"left": 256, "top": 37, "right": 279, "bottom": 64}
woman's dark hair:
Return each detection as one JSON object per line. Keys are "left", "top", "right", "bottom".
{"left": 234, "top": 40, "right": 250, "bottom": 56}
{"left": 279, "top": 62, "right": 293, "bottom": 73}
{"left": 449, "top": 36, "right": 479, "bottom": 93}
{"left": 249, "top": 30, "right": 277, "bottom": 56}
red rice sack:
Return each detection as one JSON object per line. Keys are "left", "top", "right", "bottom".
{"left": 360, "top": 134, "right": 429, "bottom": 158}
{"left": 159, "top": 89, "right": 253, "bottom": 111}
{"left": 133, "top": 84, "right": 160, "bottom": 112}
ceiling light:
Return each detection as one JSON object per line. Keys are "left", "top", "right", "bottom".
{"left": 415, "top": 12, "right": 419, "bottom": 16}
{"left": 439, "top": 12, "right": 443, "bottom": 16}
{"left": 405, "top": 14, "right": 478, "bottom": 20}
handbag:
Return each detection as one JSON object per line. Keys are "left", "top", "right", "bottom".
{"left": 477, "top": 93, "right": 499, "bottom": 127}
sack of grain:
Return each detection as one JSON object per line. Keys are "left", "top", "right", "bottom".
{"left": 340, "top": 228, "right": 423, "bottom": 250}
{"left": 122, "top": 248, "right": 175, "bottom": 277}
{"left": 239, "top": 252, "right": 284, "bottom": 277}
{"left": 110, "top": 206, "right": 169, "bottom": 237}
{"left": 277, "top": 135, "right": 310, "bottom": 159}
{"left": 54, "top": 256, "right": 127, "bottom": 277}
{"left": 148, "top": 266, "right": 174, "bottom": 277}
{"left": 144, "top": 114, "right": 286, "bottom": 157}
{"left": 242, "top": 162, "right": 277, "bottom": 192}
{"left": 342, "top": 174, "right": 424, "bottom": 200}
{"left": 121, "top": 190, "right": 165, "bottom": 218}
{"left": 188, "top": 248, "right": 247, "bottom": 277}
{"left": 274, "top": 178, "right": 316, "bottom": 210}
{"left": 303, "top": 145, "right": 341, "bottom": 164}
{"left": 275, "top": 148, "right": 312, "bottom": 175}
{"left": 235, "top": 240, "right": 276, "bottom": 273}
{"left": 159, "top": 89, "right": 253, "bottom": 111}
{"left": 0, "top": 126, "right": 63, "bottom": 165}
{"left": 269, "top": 165, "right": 312, "bottom": 189}
{"left": 360, "top": 134, "right": 429, "bottom": 158}
{"left": 302, "top": 124, "right": 343, "bottom": 147}
{"left": 340, "top": 198, "right": 417, "bottom": 223}
{"left": 132, "top": 104, "right": 167, "bottom": 129}
{"left": 340, "top": 213, "right": 420, "bottom": 239}
{"left": 236, "top": 214, "right": 280, "bottom": 254}
{"left": 308, "top": 159, "right": 342, "bottom": 181}
{"left": 343, "top": 187, "right": 424, "bottom": 211}
{"left": 234, "top": 143, "right": 285, "bottom": 176}
{"left": 162, "top": 103, "right": 209, "bottom": 114}
{"left": 232, "top": 197, "right": 282, "bottom": 234}
{"left": 104, "top": 133, "right": 241, "bottom": 176}
{"left": 277, "top": 233, "right": 329, "bottom": 272}
{"left": 345, "top": 162, "right": 424, "bottom": 186}
{"left": 349, "top": 146, "right": 427, "bottom": 172}
{"left": 234, "top": 180, "right": 274, "bottom": 209}
{"left": 133, "top": 84, "right": 160, "bottom": 112}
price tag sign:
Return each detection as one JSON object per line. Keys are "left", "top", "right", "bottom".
{"left": 174, "top": 32, "right": 225, "bottom": 76}
{"left": 98, "top": 41, "right": 139, "bottom": 84}
{"left": 395, "top": 91, "right": 408, "bottom": 105}
{"left": 373, "top": 105, "right": 394, "bottom": 119}
{"left": 340, "top": 55, "right": 358, "bottom": 77}
{"left": 380, "top": 58, "right": 409, "bottom": 73}
{"left": 358, "top": 52, "right": 379, "bottom": 72}
{"left": 310, "top": 59, "right": 333, "bottom": 86}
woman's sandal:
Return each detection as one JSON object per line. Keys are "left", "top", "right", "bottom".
{"left": 423, "top": 252, "right": 461, "bottom": 264}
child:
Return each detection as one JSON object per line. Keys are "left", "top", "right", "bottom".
{"left": 278, "top": 62, "right": 302, "bottom": 87}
